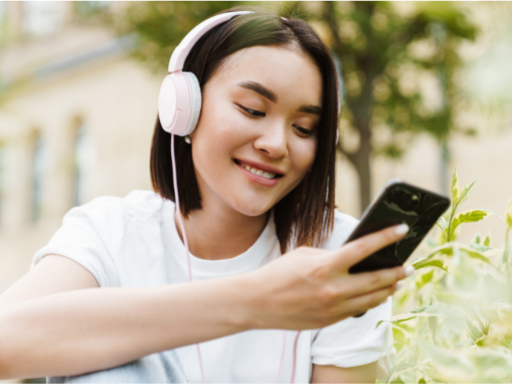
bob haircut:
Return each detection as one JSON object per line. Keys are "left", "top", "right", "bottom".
{"left": 150, "top": 8, "right": 339, "bottom": 254}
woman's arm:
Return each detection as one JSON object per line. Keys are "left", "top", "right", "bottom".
{"left": 0, "top": 225, "right": 408, "bottom": 380}
{"left": 0, "top": 273, "right": 254, "bottom": 380}
{"left": 311, "top": 362, "right": 378, "bottom": 383}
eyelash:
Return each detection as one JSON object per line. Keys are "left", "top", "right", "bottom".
{"left": 236, "top": 104, "right": 314, "bottom": 136}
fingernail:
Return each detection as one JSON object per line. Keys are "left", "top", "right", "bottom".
{"left": 395, "top": 224, "right": 409, "bottom": 236}
{"left": 405, "top": 266, "right": 415, "bottom": 277}
{"left": 396, "top": 281, "right": 404, "bottom": 290}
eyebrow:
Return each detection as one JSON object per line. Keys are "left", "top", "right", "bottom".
{"left": 298, "top": 105, "right": 322, "bottom": 116}
{"left": 237, "top": 81, "right": 277, "bottom": 103}
{"left": 236, "top": 80, "right": 323, "bottom": 116}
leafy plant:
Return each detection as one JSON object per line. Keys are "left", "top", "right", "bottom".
{"left": 380, "top": 167, "right": 512, "bottom": 383}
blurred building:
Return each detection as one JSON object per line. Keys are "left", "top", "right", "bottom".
{"left": 0, "top": 1, "right": 512, "bottom": 309}
{"left": 0, "top": 2, "right": 161, "bottom": 298}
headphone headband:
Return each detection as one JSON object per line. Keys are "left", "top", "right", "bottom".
{"left": 168, "top": 11, "right": 253, "bottom": 73}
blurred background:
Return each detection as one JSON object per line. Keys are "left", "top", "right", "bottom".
{"left": 0, "top": 3, "right": 512, "bottom": 378}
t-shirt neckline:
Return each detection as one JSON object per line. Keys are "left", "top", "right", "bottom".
{"left": 162, "top": 199, "right": 278, "bottom": 276}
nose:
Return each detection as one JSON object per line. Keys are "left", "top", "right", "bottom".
{"left": 253, "top": 120, "right": 289, "bottom": 159}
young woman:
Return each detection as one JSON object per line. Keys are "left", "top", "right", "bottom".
{"left": 0, "top": 9, "right": 412, "bottom": 384}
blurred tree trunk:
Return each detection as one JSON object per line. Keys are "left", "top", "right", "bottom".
{"left": 312, "top": 1, "right": 476, "bottom": 212}
{"left": 323, "top": 1, "right": 379, "bottom": 210}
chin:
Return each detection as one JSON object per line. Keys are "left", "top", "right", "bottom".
{"left": 231, "top": 198, "right": 276, "bottom": 217}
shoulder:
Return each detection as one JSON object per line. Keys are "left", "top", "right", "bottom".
{"left": 31, "top": 190, "right": 167, "bottom": 286}
{"left": 74, "top": 190, "right": 165, "bottom": 224}
{"left": 55, "top": 190, "right": 166, "bottom": 248}
{"left": 321, "top": 210, "right": 359, "bottom": 250}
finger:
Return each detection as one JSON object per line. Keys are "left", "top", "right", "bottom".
{"left": 340, "top": 265, "right": 409, "bottom": 299}
{"left": 340, "top": 284, "right": 396, "bottom": 318}
{"left": 330, "top": 224, "right": 409, "bottom": 271}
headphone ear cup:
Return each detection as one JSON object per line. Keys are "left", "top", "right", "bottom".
{"left": 182, "top": 71, "right": 202, "bottom": 136}
{"left": 158, "top": 71, "right": 202, "bottom": 136}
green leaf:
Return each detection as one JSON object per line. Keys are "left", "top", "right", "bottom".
{"left": 451, "top": 210, "right": 490, "bottom": 233}
{"left": 418, "top": 340, "right": 472, "bottom": 374}
{"left": 415, "top": 269, "right": 435, "bottom": 290}
{"left": 412, "top": 259, "right": 449, "bottom": 273}
{"left": 504, "top": 229, "right": 511, "bottom": 265}
{"left": 474, "top": 233, "right": 481, "bottom": 244}
{"left": 468, "top": 243, "right": 493, "bottom": 253}
{"left": 377, "top": 304, "right": 465, "bottom": 329}
{"left": 458, "top": 179, "right": 478, "bottom": 206}
{"left": 487, "top": 302, "right": 512, "bottom": 313}
{"left": 437, "top": 216, "right": 447, "bottom": 230}
{"left": 465, "top": 317, "right": 484, "bottom": 342}
{"left": 377, "top": 316, "right": 417, "bottom": 328}
{"left": 386, "top": 362, "right": 425, "bottom": 384}
{"left": 392, "top": 327, "right": 408, "bottom": 353}
{"left": 450, "top": 166, "right": 460, "bottom": 206}
{"left": 453, "top": 338, "right": 476, "bottom": 349}
{"left": 410, "top": 304, "right": 463, "bottom": 317}
{"left": 420, "top": 242, "right": 494, "bottom": 266}
{"left": 507, "top": 199, "right": 512, "bottom": 228}
{"left": 428, "top": 316, "right": 439, "bottom": 344}
{"left": 435, "top": 216, "right": 448, "bottom": 242}
{"left": 483, "top": 234, "right": 491, "bottom": 247}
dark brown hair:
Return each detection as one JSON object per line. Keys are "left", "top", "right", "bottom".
{"left": 150, "top": 8, "right": 338, "bottom": 253}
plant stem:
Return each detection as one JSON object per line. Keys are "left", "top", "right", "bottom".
{"left": 447, "top": 205, "right": 457, "bottom": 242}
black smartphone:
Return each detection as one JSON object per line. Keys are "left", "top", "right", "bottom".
{"left": 347, "top": 181, "right": 450, "bottom": 318}
{"left": 346, "top": 180, "right": 450, "bottom": 274}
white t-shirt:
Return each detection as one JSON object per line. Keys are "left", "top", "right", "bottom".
{"left": 31, "top": 190, "right": 395, "bottom": 383}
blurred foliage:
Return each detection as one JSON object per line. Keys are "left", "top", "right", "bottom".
{"left": 285, "top": 2, "right": 479, "bottom": 209}
{"left": 102, "top": 1, "right": 480, "bottom": 211}
{"left": 463, "top": 25, "right": 512, "bottom": 110}
{"left": 0, "top": 3, "right": 7, "bottom": 49}
{"left": 380, "top": 167, "right": 512, "bottom": 383}
{"left": 74, "top": 1, "right": 111, "bottom": 23}
{"left": 105, "top": 2, "right": 251, "bottom": 74}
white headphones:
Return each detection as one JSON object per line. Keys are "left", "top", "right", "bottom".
{"left": 158, "top": 11, "right": 253, "bottom": 137}
{"left": 158, "top": 11, "right": 340, "bottom": 144}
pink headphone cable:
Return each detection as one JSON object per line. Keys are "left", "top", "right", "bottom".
{"left": 170, "top": 134, "right": 296, "bottom": 383}
{"left": 171, "top": 135, "right": 206, "bottom": 383}
{"left": 290, "top": 331, "right": 301, "bottom": 383}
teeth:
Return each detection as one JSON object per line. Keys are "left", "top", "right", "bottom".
{"left": 241, "top": 164, "right": 277, "bottom": 179}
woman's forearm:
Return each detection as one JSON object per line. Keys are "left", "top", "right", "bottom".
{"left": 0, "top": 226, "right": 410, "bottom": 380}
{"left": 0, "top": 274, "right": 256, "bottom": 380}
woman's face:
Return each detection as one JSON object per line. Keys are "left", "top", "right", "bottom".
{"left": 190, "top": 46, "right": 322, "bottom": 217}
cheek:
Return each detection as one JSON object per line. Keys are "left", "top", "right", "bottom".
{"left": 290, "top": 139, "right": 317, "bottom": 175}
{"left": 190, "top": 105, "right": 247, "bottom": 177}
{"left": 193, "top": 89, "right": 250, "bottom": 147}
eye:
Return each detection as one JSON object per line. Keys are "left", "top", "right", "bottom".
{"left": 236, "top": 104, "right": 265, "bottom": 117}
{"left": 293, "top": 124, "right": 314, "bottom": 137}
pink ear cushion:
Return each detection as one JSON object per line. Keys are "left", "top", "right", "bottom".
{"left": 182, "top": 72, "right": 202, "bottom": 136}
{"left": 158, "top": 71, "right": 202, "bottom": 136}
{"left": 159, "top": 73, "right": 192, "bottom": 135}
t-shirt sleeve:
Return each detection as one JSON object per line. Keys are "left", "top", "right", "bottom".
{"left": 310, "top": 297, "right": 395, "bottom": 379}
{"left": 30, "top": 196, "right": 122, "bottom": 288}
{"left": 311, "top": 210, "right": 396, "bottom": 379}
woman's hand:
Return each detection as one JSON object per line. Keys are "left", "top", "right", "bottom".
{"left": 246, "top": 224, "right": 412, "bottom": 330}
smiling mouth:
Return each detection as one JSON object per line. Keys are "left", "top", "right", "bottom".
{"left": 233, "top": 159, "right": 284, "bottom": 180}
